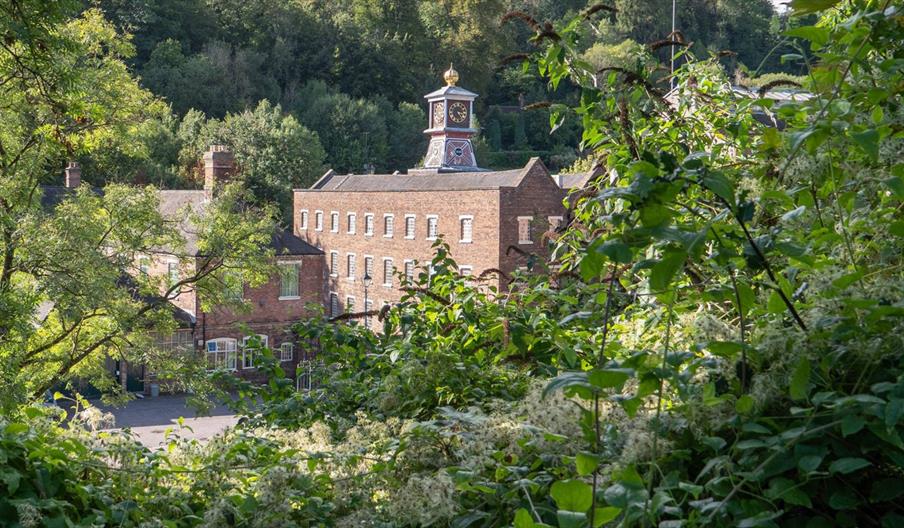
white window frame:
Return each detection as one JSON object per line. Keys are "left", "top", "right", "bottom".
{"left": 138, "top": 254, "right": 150, "bottom": 275}
{"left": 206, "top": 338, "right": 237, "bottom": 371}
{"left": 346, "top": 295, "right": 356, "bottom": 314}
{"left": 364, "top": 299, "right": 373, "bottom": 329}
{"left": 364, "top": 213, "right": 374, "bottom": 236}
{"left": 383, "top": 213, "right": 394, "bottom": 238}
{"left": 518, "top": 215, "right": 534, "bottom": 245}
{"left": 460, "top": 265, "right": 473, "bottom": 277}
{"left": 297, "top": 360, "right": 313, "bottom": 392}
{"left": 329, "top": 251, "right": 339, "bottom": 278}
{"left": 548, "top": 215, "right": 563, "bottom": 230}
{"left": 403, "top": 259, "right": 415, "bottom": 283}
{"left": 166, "top": 258, "right": 179, "bottom": 287}
{"left": 241, "top": 334, "right": 268, "bottom": 370}
{"left": 314, "top": 210, "right": 323, "bottom": 231}
{"left": 279, "top": 342, "right": 294, "bottom": 362}
{"left": 329, "top": 292, "right": 340, "bottom": 317}
{"left": 278, "top": 260, "right": 302, "bottom": 300}
{"left": 382, "top": 257, "right": 393, "bottom": 287}
{"left": 404, "top": 214, "right": 416, "bottom": 240}
{"left": 346, "top": 252, "right": 357, "bottom": 282}
{"left": 364, "top": 255, "right": 374, "bottom": 281}
{"left": 299, "top": 209, "right": 309, "bottom": 230}
{"left": 347, "top": 212, "right": 357, "bottom": 234}
{"left": 459, "top": 215, "right": 473, "bottom": 243}
{"left": 330, "top": 211, "right": 340, "bottom": 233}
{"left": 426, "top": 214, "right": 439, "bottom": 240}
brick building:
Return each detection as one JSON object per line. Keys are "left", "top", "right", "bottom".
{"left": 293, "top": 67, "right": 567, "bottom": 325}
{"left": 48, "top": 150, "right": 323, "bottom": 392}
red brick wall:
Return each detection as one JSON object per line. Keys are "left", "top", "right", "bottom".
{"left": 293, "top": 188, "right": 503, "bottom": 309}
{"left": 198, "top": 254, "right": 323, "bottom": 382}
{"left": 498, "top": 159, "right": 567, "bottom": 275}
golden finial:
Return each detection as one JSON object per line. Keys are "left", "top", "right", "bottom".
{"left": 443, "top": 63, "right": 459, "bottom": 86}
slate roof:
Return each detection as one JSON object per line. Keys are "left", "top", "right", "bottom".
{"left": 555, "top": 172, "right": 595, "bottom": 190}
{"left": 271, "top": 229, "right": 322, "bottom": 256}
{"left": 305, "top": 158, "right": 546, "bottom": 192}
{"left": 424, "top": 85, "right": 478, "bottom": 99}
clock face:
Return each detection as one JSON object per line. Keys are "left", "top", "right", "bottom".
{"left": 448, "top": 101, "right": 468, "bottom": 125}
{"left": 432, "top": 102, "right": 445, "bottom": 127}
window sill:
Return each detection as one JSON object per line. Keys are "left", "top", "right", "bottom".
{"left": 382, "top": 283, "right": 392, "bottom": 288}
{"left": 459, "top": 239, "right": 472, "bottom": 244}
{"left": 519, "top": 241, "right": 534, "bottom": 245}
{"left": 364, "top": 232, "right": 373, "bottom": 237}
{"left": 279, "top": 295, "right": 301, "bottom": 301}
{"left": 347, "top": 231, "right": 356, "bottom": 235}
{"left": 346, "top": 278, "right": 356, "bottom": 283}
{"left": 404, "top": 236, "right": 415, "bottom": 240}
{"left": 383, "top": 235, "right": 393, "bottom": 238}
{"left": 329, "top": 273, "right": 338, "bottom": 278}
{"left": 426, "top": 236, "right": 437, "bottom": 241}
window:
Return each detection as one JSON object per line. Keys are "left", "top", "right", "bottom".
{"left": 548, "top": 216, "right": 563, "bottom": 230}
{"left": 279, "top": 342, "right": 294, "bottom": 362}
{"left": 404, "top": 260, "right": 415, "bottom": 283}
{"left": 347, "top": 253, "right": 357, "bottom": 281}
{"left": 384, "top": 214, "right": 394, "bottom": 237}
{"left": 364, "top": 299, "right": 373, "bottom": 329}
{"left": 167, "top": 261, "right": 179, "bottom": 287}
{"left": 346, "top": 295, "right": 355, "bottom": 313}
{"left": 241, "top": 335, "right": 268, "bottom": 369}
{"left": 347, "top": 212, "right": 357, "bottom": 234}
{"left": 383, "top": 258, "right": 393, "bottom": 287}
{"left": 315, "top": 210, "right": 323, "bottom": 231}
{"left": 226, "top": 272, "right": 244, "bottom": 301}
{"left": 279, "top": 262, "right": 300, "bottom": 299}
{"left": 518, "top": 216, "right": 534, "bottom": 244}
{"left": 300, "top": 210, "right": 309, "bottom": 230}
{"left": 364, "top": 214, "right": 374, "bottom": 236}
{"left": 206, "top": 338, "right": 237, "bottom": 370}
{"left": 404, "top": 214, "right": 416, "bottom": 239}
{"left": 297, "top": 360, "right": 313, "bottom": 392}
{"left": 460, "top": 266, "right": 473, "bottom": 277}
{"left": 330, "top": 251, "right": 339, "bottom": 277}
{"left": 460, "top": 215, "right": 473, "bottom": 243}
{"left": 426, "top": 215, "right": 439, "bottom": 240}
{"left": 364, "top": 255, "right": 374, "bottom": 280}
{"left": 330, "top": 292, "right": 340, "bottom": 317}
{"left": 139, "top": 255, "right": 150, "bottom": 275}
{"left": 330, "top": 211, "right": 339, "bottom": 233}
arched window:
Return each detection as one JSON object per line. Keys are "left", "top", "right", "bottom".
{"left": 206, "top": 338, "right": 237, "bottom": 371}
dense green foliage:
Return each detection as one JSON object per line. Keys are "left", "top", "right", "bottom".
{"left": 71, "top": 0, "right": 801, "bottom": 188}
{"left": 2, "top": 0, "right": 903, "bottom": 527}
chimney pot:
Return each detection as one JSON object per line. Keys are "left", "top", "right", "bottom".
{"left": 65, "top": 161, "right": 81, "bottom": 188}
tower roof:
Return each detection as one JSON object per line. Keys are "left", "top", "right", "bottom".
{"left": 424, "top": 85, "right": 478, "bottom": 100}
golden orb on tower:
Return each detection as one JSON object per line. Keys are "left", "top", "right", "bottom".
{"left": 443, "top": 64, "right": 459, "bottom": 87}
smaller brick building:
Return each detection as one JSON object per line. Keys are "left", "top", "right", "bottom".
{"left": 293, "top": 67, "right": 567, "bottom": 324}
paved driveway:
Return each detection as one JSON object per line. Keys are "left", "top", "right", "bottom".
{"left": 97, "top": 394, "right": 239, "bottom": 449}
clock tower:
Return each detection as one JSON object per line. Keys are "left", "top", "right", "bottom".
{"left": 416, "top": 65, "right": 484, "bottom": 173}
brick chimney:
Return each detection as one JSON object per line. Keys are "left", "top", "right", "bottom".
{"left": 203, "top": 145, "right": 234, "bottom": 193}
{"left": 64, "top": 161, "right": 81, "bottom": 188}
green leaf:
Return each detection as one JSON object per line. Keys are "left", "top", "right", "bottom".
{"left": 588, "top": 368, "right": 632, "bottom": 390}
{"left": 767, "top": 290, "right": 786, "bottom": 314}
{"left": 575, "top": 452, "right": 599, "bottom": 477}
{"left": 551, "top": 479, "right": 593, "bottom": 512}
{"left": 4, "top": 423, "right": 28, "bottom": 435}
{"left": 841, "top": 415, "right": 865, "bottom": 437}
{"left": 650, "top": 252, "right": 685, "bottom": 292}
{"left": 829, "top": 457, "right": 871, "bottom": 475}
{"left": 832, "top": 270, "right": 864, "bottom": 289}
{"left": 556, "top": 510, "right": 587, "bottom": 528}
{"left": 702, "top": 171, "right": 735, "bottom": 204}
{"left": 789, "top": 357, "right": 810, "bottom": 401}
{"left": 767, "top": 477, "right": 812, "bottom": 508}
{"left": 783, "top": 25, "right": 830, "bottom": 47}
{"left": 890, "top": 220, "right": 904, "bottom": 237}
{"left": 736, "top": 395, "right": 755, "bottom": 414}
{"left": 598, "top": 240, "right": 633, "bottom": 264}
{"left": 829, "top": 488, "right": 859, "bottom": 510}
{"left": 580, "top": 251, "right": 605, "bottom": 281}
{"left": 788, "top": 0, "right": 840, "bottom": 16}
{"left": 852, "top": 129, "right": 879, "bottom": 161}
{"left": 543, "top": 372, "right": 593, "bottom": 398}
{"left": 593, "top": 507, "right": 621, "bottom": 527}
{"left": 797, "top": 454, "right": 823, "bottom": 473}
{"left": 884, "top": 176, "right": 904, "bottom": 199}
{"left": 514, "top": 509, "right": 535, "bottom": 528}
{"left": 886, "top": 398, "right": 904, "bottom": 427}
